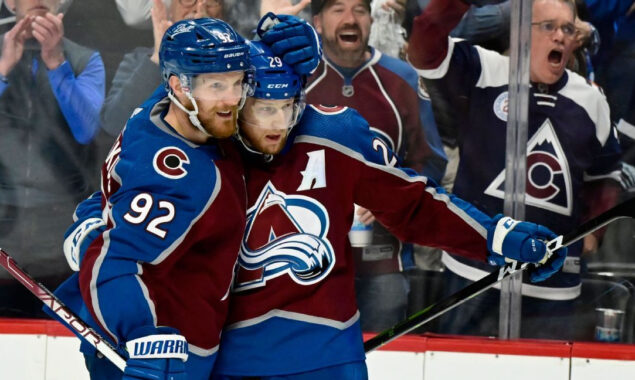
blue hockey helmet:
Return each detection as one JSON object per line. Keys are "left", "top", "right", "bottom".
{"left": 249, "top": 40, "right": 304, "bottom": 101}
{"left": 159, "top": 18, "right": 254, "bottom": 137}
{"left": 160, "top": 18, "right": 251, "bottom": 89}
{"left": 236, "top": 41, "right": 306, "bottom": 156}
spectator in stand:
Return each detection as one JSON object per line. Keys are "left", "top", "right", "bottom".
{"left": 308, "top": 0, "right": 447, "bottom": 332}
{"left": 114, "top": 0, "right": 264, "bottom": 38}
{"left": 101, "top": 0, "right": 220, "bottom": 137}
{"left": 407, "top": 0, "right": 623, "bottom": 340}
{"left": 0, "top": 0, "right": 105, "bottom": 287}
{"left": 585, "top": 0, "right": 635, "bottom": 124}
{"left": 261, "top": 0, "right": 311, "bottom": 18}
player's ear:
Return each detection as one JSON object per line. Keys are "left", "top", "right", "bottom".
{"left": 313, "top": 15, "right": 322, "bottom": 34}
{"left": 168, "top": 75, "right": 183, "bottom": 96}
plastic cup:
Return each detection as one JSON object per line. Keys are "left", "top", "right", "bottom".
{"left": 349, "top": 204, "right": 373, "bottom": 247}
{"left": 595, "top": 308, "right": 625, "bottom": 342}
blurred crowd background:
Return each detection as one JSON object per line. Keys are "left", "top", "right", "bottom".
{"left": 0, "top": 0, "right": 633, "bottom": 346}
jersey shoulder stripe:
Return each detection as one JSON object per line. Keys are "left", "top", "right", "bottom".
{"left": 375, "top": 50, "right": 419, "bottom": 92}
{"left": 559, "top": 71, "right": 611, "bottom": 145}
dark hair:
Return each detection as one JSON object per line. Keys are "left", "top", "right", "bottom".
{"left": 311, "top": 0, "right": 371, "bottom": 16}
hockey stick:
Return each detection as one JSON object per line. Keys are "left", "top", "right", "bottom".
{"left": 364, "top": 196, "right": 635, "bottom": 353}
{"left": 0, "top": 248, "right": 127, "bottom": 371}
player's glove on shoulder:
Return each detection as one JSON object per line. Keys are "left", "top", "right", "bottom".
{"left": 123, "top": 326, "right": 188, "bottom": 380}
{"left": 257, "top": 12, "right": 322, "bottom": 76}
{"left": 486, "top": 214, "right": 568, "bottom": 282}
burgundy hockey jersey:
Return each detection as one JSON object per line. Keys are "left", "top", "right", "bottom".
{"left": 213, "top": 105, "right": 496, "bottom": 376}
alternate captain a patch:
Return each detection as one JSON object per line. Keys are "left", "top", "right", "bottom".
{"left": 153, "top": 147, "right": 190, "bottom": 179}
{"left": 233, "top": 182, "right": 335, "bottom": 292}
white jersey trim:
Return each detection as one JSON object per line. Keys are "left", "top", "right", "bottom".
{"left": 583, "top": 169, "right": 622, "bottom": 183}
{"left": 305, "top": 58, "right": 329, "bottom": 94}
{"left": 295, "top": 135, "right": 488, "bottom": 238}
{"left": 308, "top": 104, "right": 349, "bottom": 116}
{"left": 188, "top": 343, "right": 219, "bottom": 357}
{"left": 559, "top": 71, "right": 611, "bottom": 145}
{"left": 152, "top": 165, "right": 222, "bottom": 265}
{"left": 412, "top": 38, "right": 456, "bottom": 80}
{"left": 90, "top": 227, "right": 119, "bottom": 344}
{"left": 474, "top": 45, "right": 509, "bottom": 89}
{"left": 368, "top": 64, "right": 401, "bottom": 151}
{"left": 307, "top": 51, "right": 382, "bottom": 94}
{"left": 226, "top": 309, "right": 360, "bottom": 331}
{"left": 617, "top": 118, "right": 635, "bottom": 141}
{"left": 441, "top": 251, "right": 581, "bottom": 300}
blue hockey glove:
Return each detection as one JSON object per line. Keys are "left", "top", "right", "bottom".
{"left": 527, "top": 243, "right": 568, "bottom": 283}
{"left": 257, "top": 12, "right": 322, "bottom": 76}
{"left": 63, "top": 192, "right": 105, "bottom": 271}
{"left": 486, "top": 215, "right": 568, "bottom": 282}
{"left": 123, "top": 326, "right": 188, "bottom": 380}
{"left": 63, "top": 217, "right": 106, "bottom": 271}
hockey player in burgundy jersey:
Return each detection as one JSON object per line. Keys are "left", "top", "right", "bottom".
{"left": 52, "top": 14, "right": 323, "bottom": 379}
{"left": 308, "top": 0, "right": 447, "bottom": 332}
{"left": 62, "top": 38, "right": 567, "bottom": 380}
{"left": 210, "top": 41, "right": 568, "bottom": 380}
{"left": 53, "top": 18, "right": 254, "bottom": 380}
{"left": 407, "top": 0, "right": 622, "bottom": 338}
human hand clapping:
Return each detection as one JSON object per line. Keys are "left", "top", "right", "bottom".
{"left": 150, "top": 0, "right": 172, "bottom": 64}
{"left": 32, "top": 12, "right": 65, "bottom": 69}
{"left": 0, "top": 16, "right": 32, "bottom": 76}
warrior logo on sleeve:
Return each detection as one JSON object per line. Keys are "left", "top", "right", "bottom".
{"left": 233, "top": 182, "right": 335, "bottom": 292}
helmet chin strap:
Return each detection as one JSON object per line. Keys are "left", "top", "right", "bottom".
{"left": 168, "top": 91, "right": 213, "bottom": 137}
{"left": 233, "top": 124, "right": 274, "bottom": 162}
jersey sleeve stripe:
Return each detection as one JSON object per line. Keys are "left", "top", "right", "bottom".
{"left": 474, "top": 45, "right": 509, "bottom": 89}
{"left": 559, "top": 72, "right": 612, "bottom": 145}
{"left": 151, "top": 165, "right": 221, "bottom": 265}
{"left": 295, "top": 135, "right": 490, "bottom": 238}
{"left": 225, "top": 309, "right": 360, "bottom": 331}
{"left": 410, "top": 38, "right": 455, "bottom": 80}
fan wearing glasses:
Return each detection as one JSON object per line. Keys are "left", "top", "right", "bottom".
{"left": 406, "top": 0, "right": 622, "bottom": 340}
{"left": 102, "top": 0, "right": 224, "bottom": 138}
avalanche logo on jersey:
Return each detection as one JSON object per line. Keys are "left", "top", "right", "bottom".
{"left": 153, "top": 147, "right": 190, "bottom": 180}
{"left": 233, "top": 182, "right": 335, "bottom": 292}
{"left": 484, "top": 119, "right": 573, "bottom": 216}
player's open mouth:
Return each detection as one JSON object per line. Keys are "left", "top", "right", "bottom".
{"left": 216, "top": 110, "right": 233, "bottom": 118}
{"left": 548, "top": 49, "right": 563, "bottom": 67}
{"left": 265, "top": 134, "right": 282, "bottom": 143}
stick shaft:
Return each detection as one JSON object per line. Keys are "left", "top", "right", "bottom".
{"left": 0, "top": 249, "right": 126, "bottom": 371}
{"left": 364, "top": 197, "right": 635, "bottom": 352}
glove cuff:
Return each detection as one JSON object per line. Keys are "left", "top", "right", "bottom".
{"left": 63, "top": 217, "right": 106, "bottom": 271}
{"left": 256, "top": 12, "right": 279, "bottom": 39}
{"left": 126, "top": 334, "right": 188, "bottom": 362}
{"left": 490, "top": 216, "right": 520, "bottom": 256}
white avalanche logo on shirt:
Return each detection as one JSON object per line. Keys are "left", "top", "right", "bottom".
{"left": 484, "top": 119, "right": 573, "bottom": 216}
{"left": 233, "top": 182, "right": 335, "bottom": 292}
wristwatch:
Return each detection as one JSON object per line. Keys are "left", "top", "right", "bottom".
{"left": 0, "top": 73, "right": 8, "bottom": 84}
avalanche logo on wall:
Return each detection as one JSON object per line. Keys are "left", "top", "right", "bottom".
{"left": 233, "top": 182, "right": 335, "bottom": 292}
{"left": 484, "top": 119, "right": 573, "bottom": 216}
